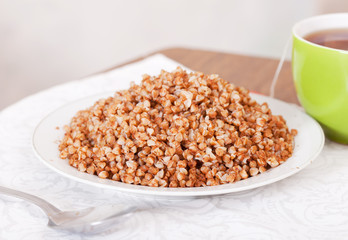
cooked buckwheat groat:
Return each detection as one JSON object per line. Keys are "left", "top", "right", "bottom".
{"left": 59, "top": 67, "right": 297, "bottom": 187}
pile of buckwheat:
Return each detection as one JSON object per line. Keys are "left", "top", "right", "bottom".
{"left": 59, "top": 67, "right": 297, "bottom": 188}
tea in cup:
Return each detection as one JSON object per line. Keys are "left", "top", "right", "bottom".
{"left": 292, "top": 13, "right": 348, "bottom": 144}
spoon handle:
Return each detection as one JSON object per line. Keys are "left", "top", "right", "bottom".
{"left": 0, "top": 186, "right": 61, "bottom": 215}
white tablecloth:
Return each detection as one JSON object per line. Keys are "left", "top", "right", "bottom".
{"left": 0, "top": 54, "right": 347, "bottom": 240}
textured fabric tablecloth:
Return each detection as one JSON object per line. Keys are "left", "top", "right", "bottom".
{"left": 0, "top": 54, "right": 348, "bottom": 240}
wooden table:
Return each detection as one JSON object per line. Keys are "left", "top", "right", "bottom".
{"left": 113, "top": 47, "right": 298, "bottom": 104}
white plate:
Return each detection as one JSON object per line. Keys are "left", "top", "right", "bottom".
{"left": 32, "top": 92, "right": 324, "bottom": 197}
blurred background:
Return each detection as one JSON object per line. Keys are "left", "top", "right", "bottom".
{"left": 0, "top": 0, "right": 347, "bottom": 110}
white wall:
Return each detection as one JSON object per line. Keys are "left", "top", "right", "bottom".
{"left": 0, "top": 0, "right": 346, "bottom": 109}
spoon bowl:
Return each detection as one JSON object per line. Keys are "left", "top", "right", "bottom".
{"left": 0, "top": 186, "right": 137, "bottom": 234}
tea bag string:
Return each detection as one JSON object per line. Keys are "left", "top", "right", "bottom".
{"left": 270, "top": 36, "right": 292, "bottom": 98}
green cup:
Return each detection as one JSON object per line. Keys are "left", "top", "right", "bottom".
{"left": 292, "top": 13, "right": 348, "bottom": 144}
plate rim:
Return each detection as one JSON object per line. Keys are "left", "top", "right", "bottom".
{"left": 32, "top": 93, "right": 325, "bottom": 196}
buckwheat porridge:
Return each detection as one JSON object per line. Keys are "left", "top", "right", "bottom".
{"left": 59, "top": 67, "right": 297, "bottom": 188}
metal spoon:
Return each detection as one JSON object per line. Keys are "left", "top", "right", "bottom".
{"left": 0, "top": 186, "right": 137, "bottom": 234}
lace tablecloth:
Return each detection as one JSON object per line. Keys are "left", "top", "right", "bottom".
{"left": 0, "top": 54, "right": 347, "bottom": 240}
